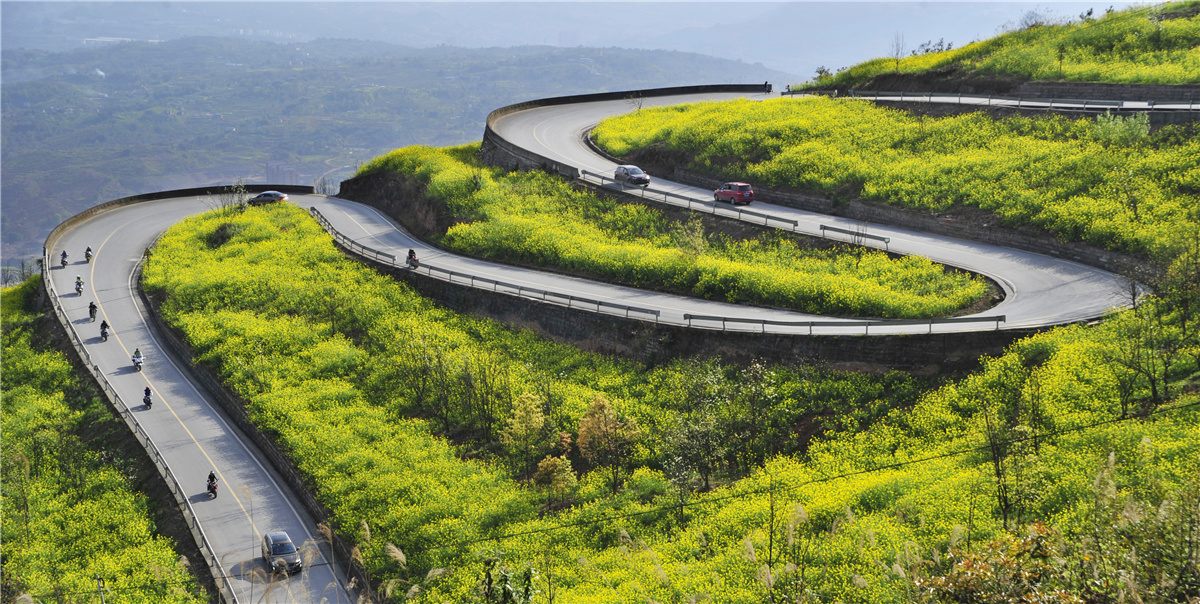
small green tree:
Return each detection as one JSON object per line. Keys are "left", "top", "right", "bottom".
{"left": 663, "top": 410, "right": 725, "bottom": 491}
{"left": 577, "top": 396, "right": 640, "bottom": 496}
{"left": 1094, "top": 111, "right": 1149, "bottom": 147}
{"left": 501, "top": 393, "right": 553, "bottom": 479}
{"left": 670, "top": 217, "right": 708, "bottom": 259}
{"left": 532, "top": 455, "right": 577, "bottom": 505}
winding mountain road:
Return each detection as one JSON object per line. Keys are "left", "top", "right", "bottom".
{"left": 47, "top": 199, "right": 356, "bottom": 604}
{"left": 43, "top": 88, "right": 1138, "bottom": 602}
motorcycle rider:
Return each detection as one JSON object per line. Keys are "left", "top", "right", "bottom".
{"left": 60, "top": 250, "right": 68, "bottom": 265}
{"left": 407, "top": 248, "right": 418, "bottom": 266}
{"left": 208, "top": 470, "right": 217, "bottom": 485}
{"left": 143, "top": 386, "right": 152, "bottom": 407}
{"left": 75, "top": 275, "right": 83, "bottom": 293}
{"left": 88, "top": 301, "right": 98, "bottom": 321}
{"left": 132, "top": 348, "right": 144, "bottom": 366}
{"left": 99, "top": 319, "right": 110, "bottom": 339}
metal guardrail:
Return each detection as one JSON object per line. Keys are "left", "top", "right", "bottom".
{"left": 820, "top": 224, "right": 890, "bottom": 248}
{"left": 683, "top": 313, "right": 1005, "bottom": 334}
{"left": 308, "top": 207, "right": 662, "bottom": 322}
{"left": 40, "top": 252, "right": 240, "bottom": 604}
{"left": 582, "top": 170, "right": 899, "bottom": 254}
{"left": 310, "top": 207, "right": 1012, "bottom": 335}
{"left": 788, "top": 89, "right": 1199, "bottom": 112}
{"left": 580, "top": 170, "right": 799, "bottom": 229}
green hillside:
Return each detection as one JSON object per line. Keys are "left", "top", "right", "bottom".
{"left": 0, "top": 278, "right": 205, "bottom": 603}
{"left": 140, "top": 203, "right": 1200, "bottom": 602}
{"left": 350, "top": 144, "right": 993, "bottom": 319}
{"left": 805, "top": 1, "right": 1200, "bottom": 89}
{"left": 592, "top": 96, "right": 1200, "bottom": 258}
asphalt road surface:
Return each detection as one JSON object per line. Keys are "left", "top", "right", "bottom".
{"left": 48, "top": 197, "right": 356, "bottom": 604}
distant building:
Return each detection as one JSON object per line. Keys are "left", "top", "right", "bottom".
{"left": 266, "top": 162, "right": 303, "bottom": 186}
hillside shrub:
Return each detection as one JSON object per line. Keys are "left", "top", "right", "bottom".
{"left": 0, "top": 277, "right": 203, "bottom": 603}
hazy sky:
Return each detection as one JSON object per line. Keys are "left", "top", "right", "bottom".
{"left": 2, "top": 2, "right": 1138, "bottom": 80}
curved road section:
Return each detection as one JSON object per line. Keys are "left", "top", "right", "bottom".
{"left": 489, "top": 90, "right": 1133, "bottom": 330}
{"left": 48, "top": 197, "right": 355, "bottom": 604}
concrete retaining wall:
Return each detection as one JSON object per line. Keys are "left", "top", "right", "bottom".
{"left": 1014, "top": 82, "right": 1200, "bottom": 102}
{"left": 345, "top": 247, "right": 1038, "bottom": 373}
{"left": 479, "top": 85, "right": 763, "bottom": 177}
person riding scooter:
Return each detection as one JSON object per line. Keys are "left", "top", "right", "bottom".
{"left": 132, "top": 348, "right": 144, "bottom": 371}
{"left": 99, "top": 320, "right": 110, "bottom": 341}
{"left": 88, "top": 301, "right": 98, "bottom": 322}
{"left": 143, "top": 386, "right": 153, "bottom": 409}
{"left": 74, "top": 276, "right": 83, "bottom": 295}
{"left": 60, "top": 250, "right": 68, "bottom": 267}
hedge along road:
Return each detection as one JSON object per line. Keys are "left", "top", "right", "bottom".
{"left": 489, "top": 89, "right": 1135, "bottom": 330}
{"left": 47, "top": 196, "right": 356, "bottom": 604}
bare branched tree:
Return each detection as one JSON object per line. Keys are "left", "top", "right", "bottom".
{"left": 204, "top": 180, "right": 250, "bottom": 216}
{"left": 889, "top": 32, "right": 906, "bottom": 70}
{"left": 1, "top": 258, "right": 38, "bottom": 286}
{"left": 625, "top": 92, "right": 645, "bottom": 113}
{"left": 315, "top": 176, "right": 340, "bottom": 196}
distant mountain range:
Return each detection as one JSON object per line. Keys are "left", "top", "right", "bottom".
{"left": 0, "top": 36, "right": 789, "bottom": 265}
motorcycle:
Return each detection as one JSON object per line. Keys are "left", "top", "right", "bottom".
{"left": 61, "top": 256, "right": 68, "bottom": 268}
{"left": 132, "top": 356, "right": 144, "bottom": 371}
{"left": 207, "top": 480, "right": 218, "bottom": 498}
{"left": 100, "top": 327, "right": 109, "bottom": 342}
{"left": 143, "top": 394, "right": 152, "bottom": 409}
{"left": 75, "top": 282, "right": 83, "bottom": 296}
{"left": 85, "top": 250, "right": 93, "bottom": 263}
{"left": 406, "top": 250, "right": 419, "bottom": 269}
{"left": 89, "top": 306, "right": 97, "bottom": 322}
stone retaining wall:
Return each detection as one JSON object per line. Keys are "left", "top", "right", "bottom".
{"left": 1014, "top": 81, "right": 1200, "bottom": 102}
{"left": 353, "top": 250, "right": 1038, "bottom": 374}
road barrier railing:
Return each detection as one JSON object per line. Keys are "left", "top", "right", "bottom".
{"left": 310, "top": 207, "right": 1014, "bottom": 335}
{"left": 40, "top": 252, "right": 240, "bottom": 604}
{"left": 581, "top": 170, "right": 902, "bottom": 255}
{"left": 580, "top": 169, "right": 799, "bottom": 229}
{"left": 788, "top": 89, "right": 1198, "bottom": 112}
{"left": 683, "top": 313, "right": 1006, "bottom": 334}
{"left": 820, "top": 224, "right": 890, "bottom": 249}
{"left": 309, "top": 207, "right": 662, "bottom": 322}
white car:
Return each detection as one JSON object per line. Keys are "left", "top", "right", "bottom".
{"left": 613, "top": 165, "right": 650, "bottom": 186}
{"left": 249, "top": 191, "right": 289, "bottom": 205}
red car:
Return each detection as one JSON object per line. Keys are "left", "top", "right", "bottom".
{"left": 714, "top": 182, "right": 754, "bottom": 205}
